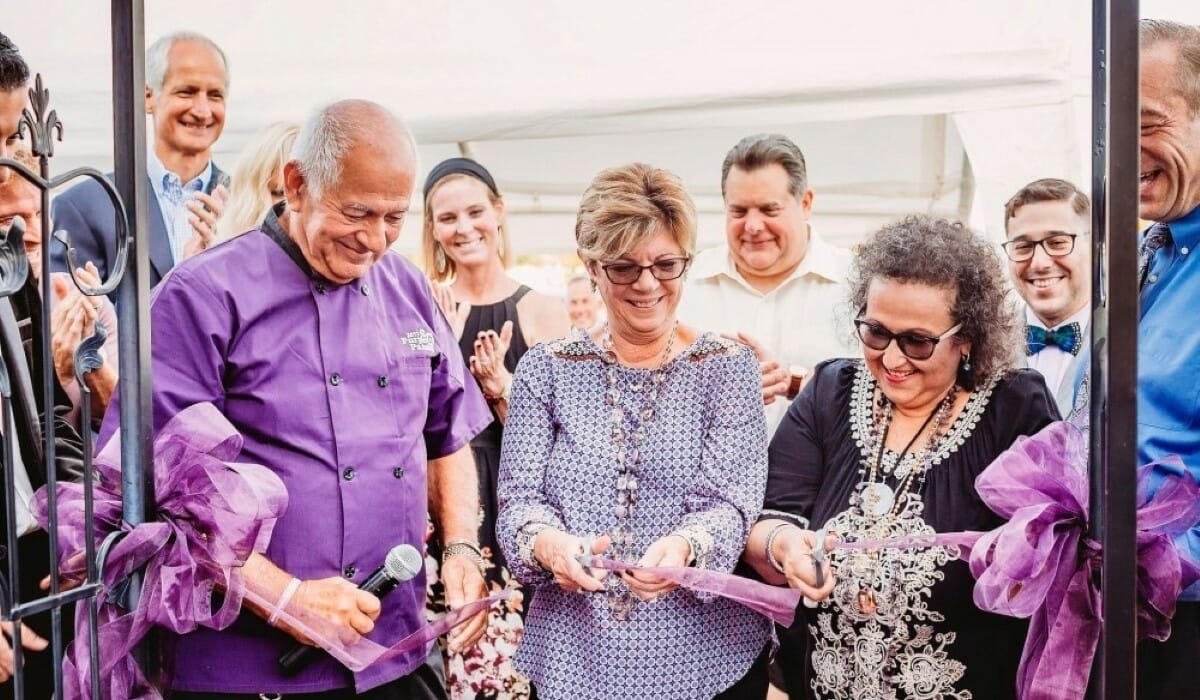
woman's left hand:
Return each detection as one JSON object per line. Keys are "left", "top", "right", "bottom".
{"left": 469, "top": 321, "right": 514, "bottom": 398}
{"left": 621, "top": 534, "right": 690, "bottom": 602}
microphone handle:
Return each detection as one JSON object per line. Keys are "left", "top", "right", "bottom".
{"left": 277, "top": 573, "right": 402, "bottom": 675}
{"left": 278, "top": 643, "right": 321, "bottom": 675}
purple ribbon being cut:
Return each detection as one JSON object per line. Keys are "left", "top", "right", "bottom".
{"left": 33, "top": 403, "right": 512, "bottom": 699}
{"left": 836, "top": 421, "right": 1200, "bottom": 700}
{"left": 584, "top": 557, "right": 802, "bottom": 626}
{"left": 241, "top": 585, "right": 513, "bottom": 671}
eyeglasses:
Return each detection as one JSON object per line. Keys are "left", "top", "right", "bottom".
{"left": 598, "top": 256, "right": 691, "bottom": 285}
{"left": 853, "top": 319, "right": 963, "bottom": 361}
{"left": 1000, "top": 233, "right": 1087, "bottom": 262}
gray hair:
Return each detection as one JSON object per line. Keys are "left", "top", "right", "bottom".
{"left": 566, "top": 274, "right": 592, "bottom": 289}
{"left": 145, "top": 31, "right": 230, "bottom": 93}
{"left": 1140, "top": 19, "right": 1200, "bottom": 116}
{"left": 290, "top": 99, "right": 417, "bottom": 199}
{"left": 847, "top": 215, "right": 1019, "bottom": 390}
{"left": 721, "top": 133, "right": 809, "bottom": 199}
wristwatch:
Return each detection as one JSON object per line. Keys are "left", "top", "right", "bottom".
{"left": 786, "top": 365, "right": 809, "bottom": 400}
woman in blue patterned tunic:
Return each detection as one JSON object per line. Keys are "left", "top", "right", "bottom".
{"left": 496, "top": 163, "right": 773, "bottom": 699}
{"left": 743, "top": 216, "right": 1060, "bottom": 699}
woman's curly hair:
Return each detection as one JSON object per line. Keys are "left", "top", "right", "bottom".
{"left": 846, "top": 215, "right": 1020, "bottom": 390}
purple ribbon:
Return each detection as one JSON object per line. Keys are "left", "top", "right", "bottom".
{"left": 34, "top": 403, "right": 517, "bottom": 697}
{"left": 240, "top": 586, "right": 514, "bottom": 672}
{"left": 840, "top": 421, "right": 1200, "bottom": 700}
{"left": 584, "top": 557, "right": 802, "bottom": 626}
{"left": 34, "top": 403, "right": 289, "bottom": 700}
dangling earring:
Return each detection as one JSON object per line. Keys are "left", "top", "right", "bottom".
{"left": 496, "top": 225, "right": 506, "bottom": 259}
{"left": 960, "top": 353, "right": 972, "bottom": 373}
{"left": 434, "top": 245, "right": 447, "bottom": 274}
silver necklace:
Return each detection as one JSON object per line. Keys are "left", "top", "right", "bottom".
{"left": 600, "top": 321, "right": 678, "bottom": 620}
{"left": 851, "top": 386, "right": 957, "bottom": 616}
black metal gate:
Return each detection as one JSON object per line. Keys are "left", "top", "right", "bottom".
{"left": 0, "top": 2, "right": 153, "bottom": 697}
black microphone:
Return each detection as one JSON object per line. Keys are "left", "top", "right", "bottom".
{"left": 278, "top": 543, "right": 423, "bottom": 674}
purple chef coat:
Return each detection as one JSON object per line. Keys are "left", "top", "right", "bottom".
{"left": 100, "top": 208, "right": 491, "bottom": 693}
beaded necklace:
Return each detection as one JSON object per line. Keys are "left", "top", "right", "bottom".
{"left": 600, "top": 321, "right": 677, "bottom": 620}
{"left": 853, "top": 385, "right": 958, "bottom": 615}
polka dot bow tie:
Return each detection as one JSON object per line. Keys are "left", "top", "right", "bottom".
{"left": 1025, "top": 322, "right": 1082, "bottom": 356}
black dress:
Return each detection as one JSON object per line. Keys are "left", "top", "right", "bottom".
{"left": 764, "top": 358, "right": 1059, "bottom": 700}
{"left": 430, "top": 285, "right": 534, "bottom": 699}
{"left": 457, "top": 285, "right": 531, "bottom": 582}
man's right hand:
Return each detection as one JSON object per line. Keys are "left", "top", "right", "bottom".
{"left": 0, "top": 621, "right": 48, "bottom": 683}
{"left": 274, "top": 576, "right": 382, "bottom": 648}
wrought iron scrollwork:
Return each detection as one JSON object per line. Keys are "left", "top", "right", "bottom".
{"left": 0, "top": 217, "right": 30, "bottom": 297}
{"left": 0, "top": 76, "right": 131, "bottom": 298}
{"left": 73, "top": 319, "right": 109, "bottom": 379}
{"left": 17, "top": 74, "right": 63, "bottom": 160}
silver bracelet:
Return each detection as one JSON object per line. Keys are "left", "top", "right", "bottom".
{"left": 443, "top": 539, "right": 486, "bottom": 574}
{"left": 764, "top": 522, "right": 798, "bottom": 575}
{"left": 516, "top": 523, "right": 553, "bottom": 570}
{"left": 668, "top": 526, "right": 712, "bottom": 568}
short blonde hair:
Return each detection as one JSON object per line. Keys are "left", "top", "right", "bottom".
{"left": 421, "top": 171, "right": 512, "bottom": 282}
{"left": 575, "top": 163, "right": 696, "bottom": 263}
{"left": 217, "top": 121, "right": 299, "bottom": 239}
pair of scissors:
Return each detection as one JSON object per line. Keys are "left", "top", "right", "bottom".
{"left": 811, "top": 527, "right": 828, "bottom": 588}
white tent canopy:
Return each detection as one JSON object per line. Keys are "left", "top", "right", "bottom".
{"left": 9, "top": 1, "right": 1100, "bottom": 255}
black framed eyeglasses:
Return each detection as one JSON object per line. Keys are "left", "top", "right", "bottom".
{"left": 599, "top": 256, "right": 692, "bottom": 285}
{"left": 853, "top": 319, "right": 962, "bottom": 361}
{"left": 1000, "top": 232, "right": 1087, "bottom": 262}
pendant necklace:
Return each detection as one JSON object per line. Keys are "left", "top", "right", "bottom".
{"left": 855, "top": 386, "right": 957, "bottom": 615}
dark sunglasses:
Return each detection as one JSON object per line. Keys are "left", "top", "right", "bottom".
{"left": 853, "top": 318, "right": 962, "bottom": 361}
{"left": 599, "top": 256, "right": 691, "bottom": 285}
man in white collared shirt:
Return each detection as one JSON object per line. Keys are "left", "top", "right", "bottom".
{"left": 678, "top": 134, "right": 854, "bottom": 435}
{"left": 1002, "top": 178, "right": 1091, "bottom": 419}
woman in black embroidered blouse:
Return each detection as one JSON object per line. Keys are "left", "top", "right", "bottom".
{"left": 743, "top": 216, "right": 1061, "bottom": 699}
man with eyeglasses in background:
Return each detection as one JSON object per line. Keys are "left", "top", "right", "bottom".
{"left": 1001, "top": 178, "right": 1092, "bottom": 420}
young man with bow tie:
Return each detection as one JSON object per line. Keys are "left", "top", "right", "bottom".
{"left": 1002, "top": 178, "right": 1092, "bottom": 420}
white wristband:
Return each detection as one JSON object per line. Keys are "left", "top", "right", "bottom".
{"left": 267, "top": 577, "right": 302, "bottom": 627}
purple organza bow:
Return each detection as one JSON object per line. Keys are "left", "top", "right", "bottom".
{"left": 966, "top": 420, "right": 1200, "bottom": 700}
{"left": 33, "top": 403, "right": 288, "bottom": 700}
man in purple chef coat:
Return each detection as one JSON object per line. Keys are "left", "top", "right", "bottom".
{"left": 102, "top": 99, "right": 493, "bottom": 698}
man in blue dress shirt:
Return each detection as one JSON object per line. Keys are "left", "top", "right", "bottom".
{"left": 1136, "top": 19, "right": 1200, "bottom": 697}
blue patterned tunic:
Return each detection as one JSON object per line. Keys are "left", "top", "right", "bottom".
{"left": 496, "top": 332, "right": 772, "bottom": 699}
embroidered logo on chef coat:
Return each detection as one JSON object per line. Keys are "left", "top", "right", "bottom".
{"left": 401, "top": 329, "right": 437, "bottom": 354}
